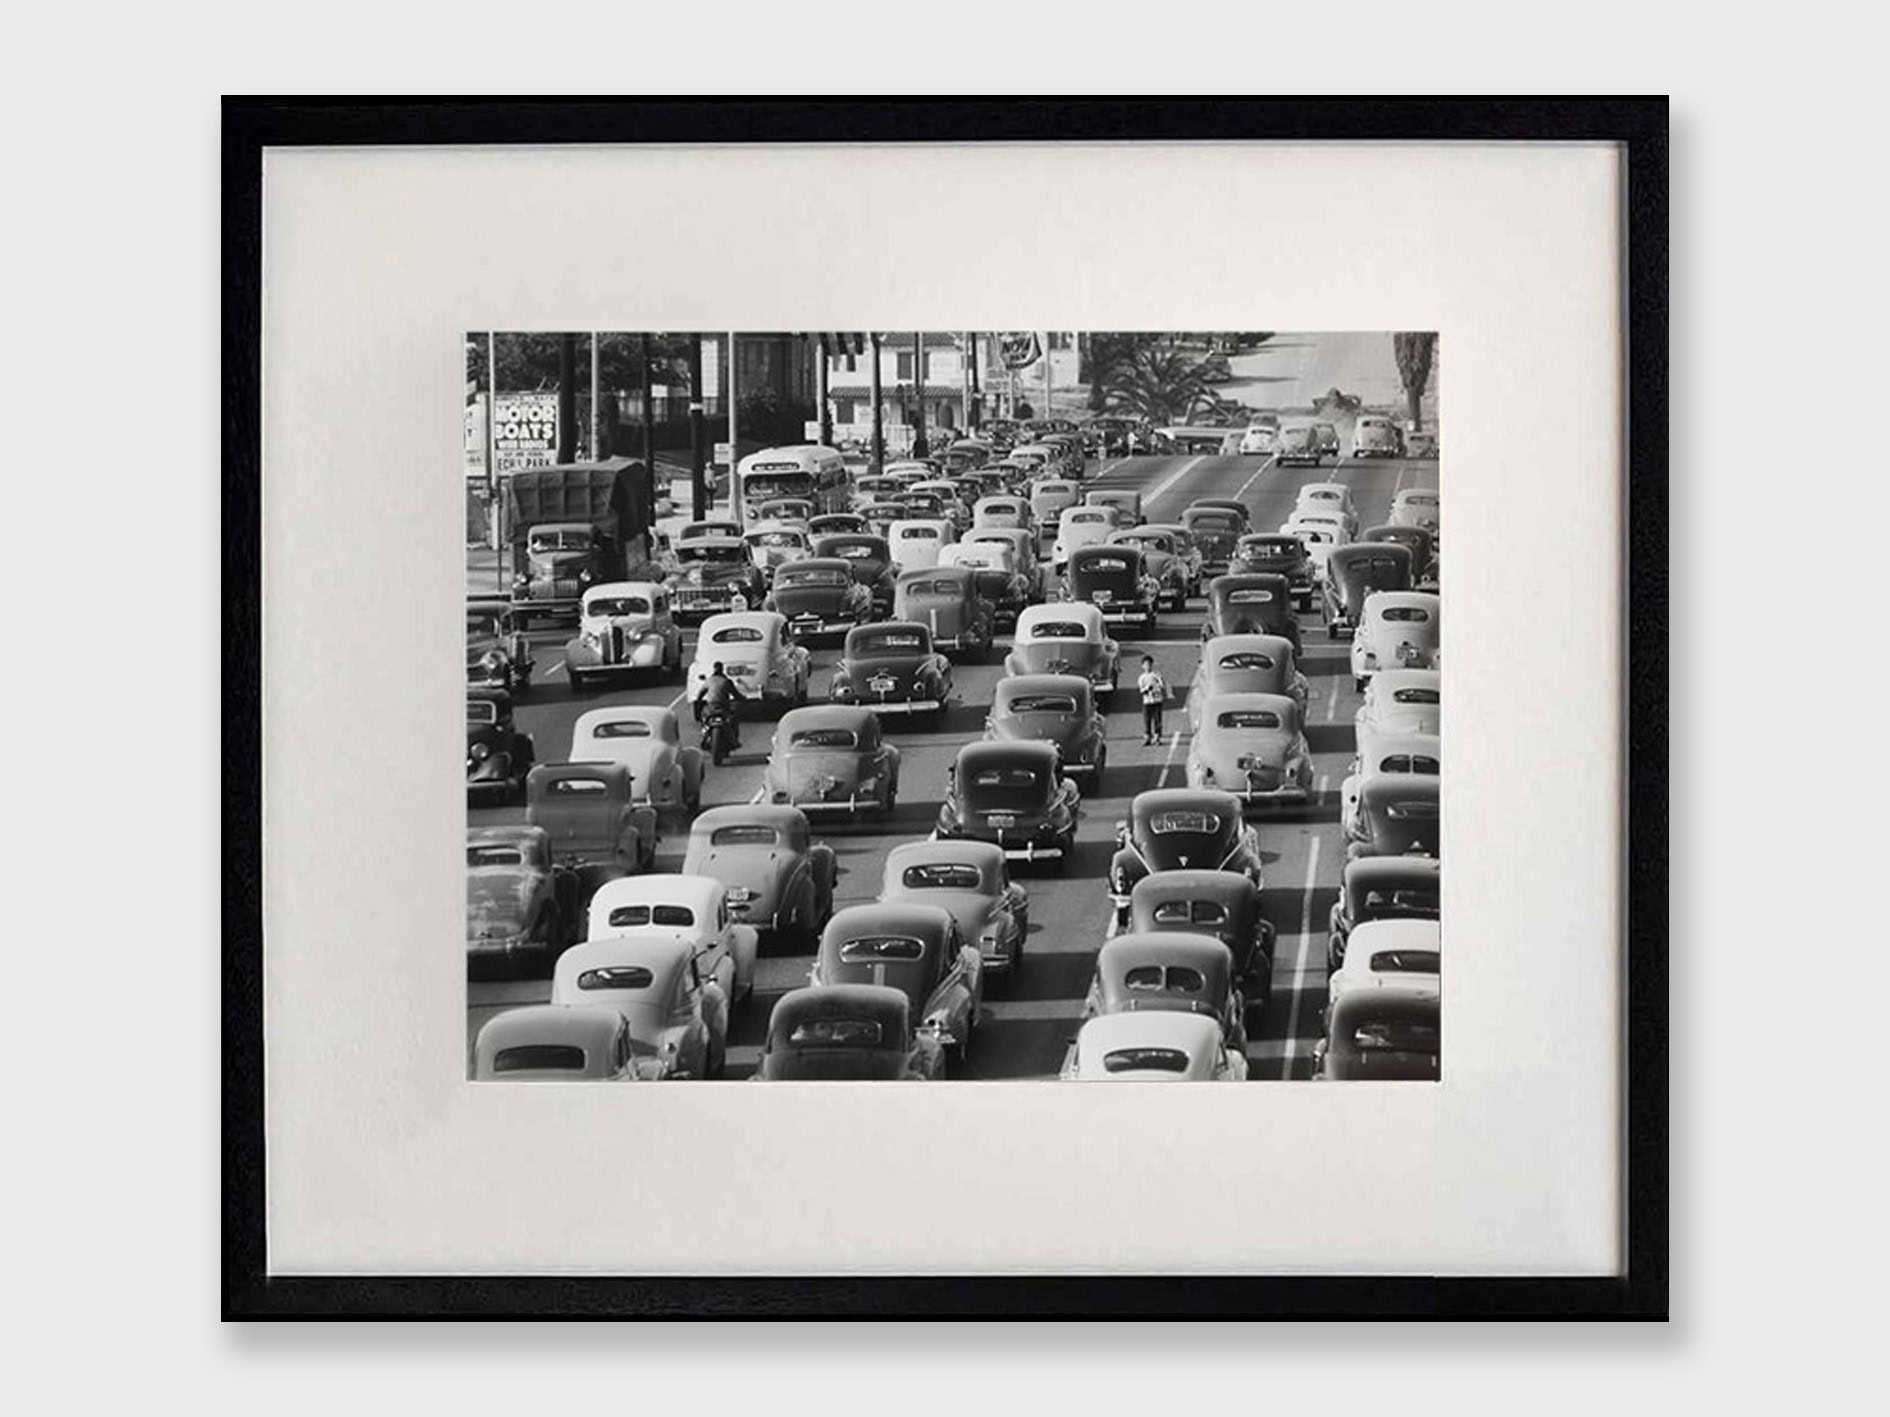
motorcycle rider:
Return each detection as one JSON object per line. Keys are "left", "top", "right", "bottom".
{"left": 697, "top": 660, "right": 747, "bottom": 754}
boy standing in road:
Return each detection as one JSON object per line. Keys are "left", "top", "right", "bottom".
{"left": 1137, "top": 653, "right": 1168, "bottom": 745}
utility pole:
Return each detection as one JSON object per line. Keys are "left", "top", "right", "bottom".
{"left": 557, "top": 333, "right": 578, "bottom": 462}
{"left": 817, "top": 334, "right": 832, "bottom": 446}
{"left": 486, "top": 331, "right": 501, "bottom": 589}
{"left": 589, "top": 331, "right": 602, "bottom": 460}
{"left": 869, "top": 333, "right": 883, "bottom": 471}
{"left": 961, "top": 331, "right": 973, "bottom": 433}
{"left": 1042, "top": 331, "right": 1053, "bottom": 422}
{"left": 689, "top": 334, "right": 707, "bottom": 521}
{"left": 911, "top": 332, "right": 928, "bottom": 458}
{"left": 727, "top": 331, "right": 739, "bottom": 520}
{"left": 639, "top": 334, "right": 655, "bottom": 468}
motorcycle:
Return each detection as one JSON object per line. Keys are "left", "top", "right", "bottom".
{"left": 700, "top": 701, "right": 740, "bottom": 766}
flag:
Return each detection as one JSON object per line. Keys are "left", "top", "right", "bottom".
{"left": 999, "top": 332, "right": 1042, "bottom": 369}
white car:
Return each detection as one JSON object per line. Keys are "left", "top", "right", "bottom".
{"left": 1293, "top": 483, "right": 1359, "bottom": 538}
{"left": 1351, "top": 414, "right": 1403, "bottom": 458}
{"left": 1350, "top": 591, "right": 1441, "bottom": 690}
{"left": 1051, "top": 505, "right": 1118, "bottom": 572}
{"left": 1239, "top": 424, "right": 1278, "bottom": 455}
{"left": 688, "top": 611, "right": 811, "bottom": 707}
{"left": 743, "top": 523, "right": 812, "bottom": 580}
{"left": 1063, "top": 1011, "right": 1246, "bottom": 1082}
{"left": 1390, "top": 488, "right": 1442, "bottom": 542}
{"left": 972, "top": 495, "right": 1033, "bottom": 534}
{"left": 1324, "top": 918, "right": 1440, "bottom": 1014}
{"left": 580, "top": 874, "right": 759, "bottom": 996}
{"left": 1279, "top": 517, "right": 1343, "bottom": 581}
{"left": 1340, "top": 727, "right": 1440, "bottom": 837}
{"left": 1354, "top": 670, "right": 1441, "bottom": 740}
{"left": 563, "top": 581, "right": 683, "bottom": 687}
{"left": 888, "top": 518, "right": 955, "bottom": 573}
{"left": 568, "top": 705, "right": 704, "bottom": 818}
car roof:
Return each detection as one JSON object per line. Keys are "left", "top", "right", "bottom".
{"left": 823, "top": 901, "right": 954, "bottom": 941}
{"left": 1357, "top": 728, "right": 1441, "bottom": 758}
{"left": 556, "top": 934, "right": 694, "bottom": 992}
{"left": 885, "top": 838, "right": 1003, "bottom": 871}
{"left": 467, "top": 685, "right": 513, "bottom": 708}
{"left": 1130, "top": 869, "right": 1256, "bottom": 903}
{"left": 1077, "top": 1010, "right": 1220, "bottom": 1055}
{"left": 1132, "top": 786, "right": 1242, "bottom": 818}
{"left": 1365, "top": 591, "right": 1440, "bottom": 612}
{"left": 676, "top": 534, "right": 745, "bottom": 549}
{"left": 467, "top": 823, "right": 548, "bottom": 850}
{"left": 774, "top": 557, "right": 856, "bottom": 575}
{"left": 587, "top": 872, "right": 723, "bottom": 916}
{"left": 573, "top": 704, "right": 671, "bottom": 733}
{"left": 526, "top": 522, "right": 598, "bottom": 535}
{"left": 475, "top": 1004, "right": 624, "bottom": 1059}
{"left": 777, "top": 704, "right": 878, "bottom": 735}
{"left": 1346, "top": 919, "right": 1443, "bottom": 954}
{"left": 897, "top": 563, "right": 973, "bottom": 582}
{"left": 1205, "top": 632, "right": 1295, "bottom": 659}
{"left": 1330, "top": 542, "right": 1412, "bottom": 566}
{"left": 846, "top": 619, "right": 932, "bottom": 647}
{"left": 956, "top": 739, "right": 1060, "bottom": 772}
{"left": 1198, "top": 691, "right": 1299, "bottom": 721}
{"left": 688, "top": 804, "right": 809, "bottom": 836}
{"left": 767, "top": 984, "right": 910, "bottom": 1040}
{"left": 582, "top": 581, "right": 663, "bottom": 601}
{"left": 1016, "top": 601, "right": 1105, "bottom": 630}
{"left": 1100, "top": 931, "right": 1235, "bottom": 976}
{"left": 700, "top": 611, "right": 783, "bottom": 633}
{"left": 1326, "top": 978, "right": 1439, "bottom": 1024}
{"left": 1366, "top": 669, "right": 1441, "bottom": 695}
{"left": 1358, "top": 774, "right": 1441, "bottom": 806}
{"left": 995, "top": 673, "right": 1091, "bottom": 703}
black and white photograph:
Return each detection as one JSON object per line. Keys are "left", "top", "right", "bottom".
{"left": 465, "top": 330, "right": 1442, "bottom": 1083}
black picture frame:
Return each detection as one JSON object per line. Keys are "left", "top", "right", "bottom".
{"left": 223, "top": 97, "right": 1667, "bottom": 1320}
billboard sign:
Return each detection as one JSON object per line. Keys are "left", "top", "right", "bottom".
{"left": 494, "top": 392, "right": 559, "bottom": 473}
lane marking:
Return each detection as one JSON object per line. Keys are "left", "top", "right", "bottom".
{"left": 1143, "top": 455, "right": 1207, "bottom": 515}
{"left": 1279, "top": 790, "right": 1326, "bottom": 1080}
{"left": 1158, "top": 727, "right": 1183, "bottom": 787}
{"left": 1232, "top": 454, "right": 1279, "bottom": 502}
{"left": 979, "top": 999, "right": 1087, "bottom": 1023}
{"left": 542, "top": 659, "right": 565, "bottom": 680}
{"left": 1325, "top": 673, "right": 1341, "bottom": 724}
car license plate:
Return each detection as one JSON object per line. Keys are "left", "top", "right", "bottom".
{"left": 869, "top": 676, "right": 896, "bottom": 693}
{"left": 986, "top": 813, "right": 1017, "bottom": 827}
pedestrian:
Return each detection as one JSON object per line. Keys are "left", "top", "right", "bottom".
{"left": 1136, "top": 653, "right": 1167, "bottom": 745}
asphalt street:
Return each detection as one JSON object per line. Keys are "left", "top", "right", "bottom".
{"left": 469, "top": 451, "right": 1440, "bottom": 1080}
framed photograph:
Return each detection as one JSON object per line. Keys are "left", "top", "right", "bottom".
{"left": 226, "top": 99, "right": 1666, "bottom": 1317}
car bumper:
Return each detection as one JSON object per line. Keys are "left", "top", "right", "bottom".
{"left": 840, "top": 697, "right": 942, "bottom": 714}
{"left": 791, "top": 797, "right": 886, "bottom": 816}
{"left": 998, "top": 842, "right": 1064, "bottom": 861}
{"left": 512, "top": 593, "right": 579, "bottom": 615}
{"left": 786, "top": 616, "right": 859, "bottom": 637}
{"left": 1232, "top": 783, "right": 1310, "bottom": 804}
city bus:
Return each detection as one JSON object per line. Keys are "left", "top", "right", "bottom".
{"left": 736, "top": 445, "right": 848, "bottom": 525}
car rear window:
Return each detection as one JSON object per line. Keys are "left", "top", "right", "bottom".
{"left": 1123, "top": 965, "right": 1206, "bottom": 993}
{"left": 588, "top": 597, "right": 651, "bottom": 616}
{"left": 790, "top": 729, "right": 859, "bottom": 749}
{"left": 1227, "top": 589, "right": 1274, "bottom": 604}
{"left": 466, "top": 702, "right": 497, "bottom": 725}
{"left": 709, "top": 825, "right": 779, "bottom": 847}
{"left": 787, "top": 1019, "right": 884, "bottom": 1047}
{"left": 973, "top": 767, "right": 1046, "bottom": 789}
{"left": 591, "top": 720, "right": 652, "bottom": 738}
{"left": 1359, "top": 887, "right": 1441, "bottom": 919}
{"left": 1079, "top": 555, "right": 1132, "bottom": 572}
{"left": 1392, "top": 688, "right": 1440, "bottom": 705}
{"left": 1216, "top": 709, "right": 1284, "bottom": 729}
{"left": 901, "top": 863, "right": 983, "bottom": 891}
{"left": 1367, "top": 950, "right": 1440, "bottom": 974}
{"left": 1007, "top": 694, "right": 1077, "bottom": 714}
{"left": 492, "top": 1045, "right": 588, "bottom": 1073}
{"left": 1379, "top": 606, "right": 1432, "bottom": 623}
{"left": 548, "top": 777, "right": 609, "bottom": 795}
{"left": 711, "top": 626, "right": 764, "bottom": 643}
{"left": 1378, "top": 754, "right": 1440, "bottom": 774}
{"left": 576, "top": 965, "right": 655, "bottom": 991}
{"left": 466, "top": 845, "right": 524, "bottom": 868}
{"left": 854, "top": 630, "right": 926, "bottom": 654}
{"left": 901, "top": 579, "right": 959, "bottom": 597}
{"left": 1029, "top": 621, "right": 1084, "bottom": 639}
{"left": 1352, "top": 1021, "right": 1440, "bottom": 1052}
{"left": 824, "top": 541, "right": 879, "bottom": 559}
{"left": 838, "top": 936, "right": 925, "bottom": 961}
{"left": 777, "top": 568, "right": 849, "bottom": 588}
{"left": 1384, "top": 802, "right": 1440, "bottom": 822}
{"left": 1218, "top": 653, "right": 1276, "bottom": 671}
{"left": 1102, "top": 1047, "right": 1190, "bottom": 1074}
{"left": 1149, "top": 811, "right": 1221, "bottom": 835}
{"left": 606, "top": 904, "right": 696, "bottom": 928}
{"left": 1150, "top": 900, "right": 1230, "bottom": 926}
{"left": 899, "top": 526, "right": 940, "bottom": 539}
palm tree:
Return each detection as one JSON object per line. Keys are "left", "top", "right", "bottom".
{"left": 1393, "top": 333, "right": 1436, "bottom": 431}
{"left": 1100, "top": 344, "right": 1215, "bottom": 425}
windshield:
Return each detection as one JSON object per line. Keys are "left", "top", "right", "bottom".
{"left": 528, "top": 530, "right": 591, "bottom": 552}
{"left": 748, "top": 532, "right": 806, "bottom": 550}
{"left": 776, "top": 568, "right": 849, "bottom": 589}
{"left": 1401, "top": 494, "right": 1439, "bottom": 508}
{"left": 898, "top": 526, "right": 940, "bottom": 540}
{"left": 678, "top": 544, "right": 744, "bottom": 564}
{"left": 1006, "top": 693, "right": 1077, "bottom": 714}
{"left": 467, "top": 844, "right": 524, "bottom": 868}
{"left": 901, "top": 863, "right": 983, "bottom": 891}
{"left": 743, "top": 470, "right": 815, "bottom": 501}
{"left": 901, "top": 578, "right": 962, "bottom": 598}
{"left": 1216, "top": 710, "right": 1284, "bottom": 730}
{"left": 790, "top": 728, "right": 859, "bottom": 749}
{"left": 1068, "top": 512, "right": 1107, "bottom": 525}
{"left": 586, "top": 596, "right": 650, "bottom": 616}
{"left": 822, "top": 540, "right": 882, "bottom": 561}
{"left": 1186, "top": 513, "right": 1236, "bottom": 532}
{"left": 606, "top": 904, "right": 696, "bottom": 929}
{"left": 853, "top": 629, "right": 927, "bottom": 656}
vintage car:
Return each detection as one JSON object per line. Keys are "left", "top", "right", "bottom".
{"left": 471, "top": 1004, "right": 640, "bottom": 1082}
{"left": 1106, "top": 527, "right": 1191, "bottom": 610}
{"left": 879, "top": 839, "right": 1029, "bottom": 985}
{"left": 941, "top": 441, "right": 991, "bottom": 474}
{"left": 467, "top": 687, "right": 534, "bottom": 803}
{"left": 936, "top": 740, "right": 1079, "bottom": 868}
{"left": 1284, "top": 521, "right": 1340, "bottom": 585}
{"left": 1064, "top": 1011, "right": 1244, "bottom": 1082}
{"left": 1238, "top": 423, "right": 1278, "bottom": 455}
{"left": 1321, "top": 543, "right": 1415, "bottom": 639}
{"left": 1312, "top": 422, "right": 1342, "bottom": 459}
{"left": 581, "top": 872, "right": 758, "bottom": 992}
{"left": 1326, "top": 918, "right": 1441, "bottom": 1016}
{"left": 1350, "top": 415, "right": 1404, "bottom": 459}
{"left": 963, "top": 526, "right": 1042, "bottom": 589}
{"left": 1050, "top": 505, "right": 1118, "bottom": 573}
{"left": 858, "top": 500, "right": 907, "bottom": 537}
{"left": 887, "top": 517, "right": 955, "bottom": 573}
{"left": 511, "top": 522, "right": 607, "bottom": 626}
{"left": 1404, "top": 431, "right": 1439, "bottom": 460}
{"left": 808, "top": 511, "right": 869, "bottom": 539}
{"left": 762, "top": 557, "right": 876, "bottom": 642}
{"left": 1185, "top": 692, "right": 1313, "bottom": 805}
{"left": 686, "top": 611, "right": 812, "bottom": 708}
{"left": 681, "top": 804, "right": 835, "bottom": 950}
{"left": 1312, "top": 977, "right": 1439, "bottom": 1081}
{"left": 909, "top": 480, "right": 972, "bottom": 532}
{"left": 1179, "top": 505, "right": 1244, "bottom": 576}
{"left": 972, "top": 494, "right": 1034, "bottom": 535}
{"left": 1344, "top": 774, "right": 1441, "bottom": 863}
{"left": 664, "top": 534, "right": 766, "bottom": 622}
{"left": 1110, "top": 788, "right": 1264, "bottom": 925}
{"left": 568, "top": 706, "right": 703, "bottom": 818}
{"left": 467, "top": 597, "right": 534, "bottom": 695}
{"left": 811, "top": 904, "right": 983, "bottom": 1075}
{"left": 1085, "top": 488, "right": 1142, "bottom": 526}
{"left": 1229, "top": 533, "right": 1316, "bottom": 610}
{"left": 465, "top": 825, "right": 577, "bottom": 976}
{"left": 1139, "top": 521, "right": 1204, "bottom": 594}
{"left": 750, "top": 496, "right": 814, "bottom": 529}
{"left": 1274, "top": 424, "right": 1322, "bottom": 466}
{"left": 812, "top": 533, "right": 898, "bottom": 615}
{"left": 985, "top": 673, "right": 1107, "bottom": 782}
{"left": 1389, "top": 488, "right": 1441, "bottom": 542}
{"left": 893, "top": 565, "right": 997, "bottom": 661}
{"left": 1082, "top": 932, "right": 1250, "bottom": 1054}
{"left": 758, "top": 705, "right": 901, "bottom": 820}
{"left": 883, "top": 458, "right": 937, "bottom": 483}
{"left": 1190, "top": 498, "right": 1252, "bottom": 530}
{"left": 1030, "top": 478, "right": 1082, "bottom": 527}
{"left": 896, "top": 492, "right": 951, "bottom": 527}
{"left": 1355, "top": 669, "right": 1441, "bottom": 741}
{"left": 1202, "top": 574, "right": 1302, "bottom": 653}
{"left": 1064, "top": 544, "right": 1160, "bottom": 631}
{"left": 552, "top": 928, "right": 740, "bottom": 1081}
{"left": 1327, "top": 856, "right": 1441, "bottom": 970}
{"left": 1005, "top": 446, "right": 1051, "bottom": 481}
{"left": 1005, "top": 602, "right": 1122, "bottom": 692}
{"left": 1294, "top": 482, "right": 1360, "bottom": 538}
{"left": 935, "top": 542, "right": 1029, "bottom": 630}
{"left": 828, "top": 621, "right": 954, "bottom": 725}
{"left": 563, "top": 582, "right": 684, "bottom": 689}
{"left": 752, "top": 985, "right": 944, "bottom": 1081}
{"left": 525, "top": 761, "right": 659, "bottom": 885}
{"left": 1350, "top": 591, "right": 1441, "bottom": 689}
{"left": 743, "top": 523, "right": 813, "bottom": 581}
{"left": 1342, "top": 728, "right": 1441, "bottom": 838}
{"left": 852, "top": 474, "right": 907, "bottom": 507}
{"left": 1129, "top": 869, "right": 1274, "bottom": 1011}
{"left": 1361, "top": 523, "right": 1439, "bottom": 591}
{"left": 1189, "top": 634, "right": 1308, "bottom": 727}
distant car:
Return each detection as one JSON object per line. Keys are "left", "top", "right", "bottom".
{"left": 686, "top": 611, "right": 811, "bottom": 708}
{"left": 743, "top": 523, "right": 813, "bottom": 581}
{"left": 828, "top": 621, "right": 954, "bottom": 726}
{"left": 1360, "top": 524, "right": 1438, "bottom": 592}
{"left": 851, "top": 475, "right": 906, "bottom": 508}
{"left": 972, "top": 495, "right": 1034, "bottom": 535}
{"left": 1344, "top": 775, "right": 1441, "bottom": 863}
{"left": 465, "top": 825, "right": 577, "bottom": 976}
{"left": 1190, "top": 498, "right": 1252, "bottom": 530}
{"left": 888, "top": 518, "right": 955, "bottom": 573}
{"left": 568, "top": 705, "right": 703, "bottom": 818}
{"left": 758, "top": 705, "right": 901, "bottom": 820}
{"left": 1325, "top": 919, "right": 1440, "bottom": 1016}
{"left": 564, "top": 582, "right": 684, "bottom": 689}
{"left": 525, "top": 761, "right": 659, "bottom": 885}
{"left": 938, "top": 539, "right": 1032, "bottom": 628}
{"left": 858, "top": 500, "right": 907, "bottom": 538}
{"left": 1404, "top": 431, "right": 1439, "bottom": 460}
{"left": 466, "top": 687, "right": 534, "bottom": 803}
{"left": 936, "top": 740, "right": 1080, "bottom": 869}
{"left": 1389, "top": 488, "right": 1442, "bottom": 543}
{"left": 1274, "top": 425, "right": 1322, "bottom": 466}
{"left": 1327, "top": 856, "right": 1440, "bottom": 970}
{"left": 1355, "top": 669, "right": 1441, "bottom": 741}
{"left": 1064, "top": 544, "right": 1160, "bottom": 632}
{"left": 665, "top": 535, "right": 766, "bottom": 622}
{"left": 580, "top": 872, "right": 759, "bottom": 999}
{"left": 1005, "top": 602, "right": 1121, "bottom": 693}
{"left": 1051, "top": 505, "right": 1118, "bottom": 573}
{"left": 1179, "top": 505, "right": 1244, "bottom": 577}
{"left": 1293, "top": 483, "right": 1359, "bottom": 539}
{"left": 752, "top": 985, "right": 945, "bottom": 1081}
{"left": 1340, "top": 728, "right": 1440, "bottom": 838}
{"left": 1064, "top": 1012, "right": 1244, "bottom": 1082}
{"left": 879, "top": 839, "right": 1030, "bottom": 986}
{"left": 1312, "top": 422, "right": 1341, "bottom": 459}
{"left": 807, "top": 512, "right": 869, "bottom": 539}
{"left": 910, "top": 480, "right": 972, "bottom": 532}
{"left": 985, "top": 673, "right": 1107, "bottom": 783}
{"left": 1140, "top": 521, "right": 1204, "bottom": 594}
{"left": 811, "top": 904, "right": 983, "bottom": 1076}
{"left": 1106, "top": 527, "right": 1191, "bottom": 610}
{"left": 467, "top": 598, "right": 533, "bottom": 695}
{"left": 1350, "top": 591, "right": 1441, "bottom": 690}
{"left": 1109, "top": 788, "right": 1264, "bottom": 925}
{"left": 762, "top": 557, "right": 876, "bottom": 642}
{"left": 1321, "top": 543, "right": 1415, "bottom": 639}
{"left": 962, "top": 526, "right": 1043, "bottom": 594}
{"left": 893, "top": 565, "right": 997, "bottom": 661}
{"left": 1312, "top": 977, "right": 1438, "bottom": 1081}
{"left": 1238, "top": 424, "right": 1278, "bottom": 455}
{"left": 1030, "top": 478, "right": 1083, "bottom": 528}
{"left": 1085, "top": 488, "right": 1142, "bottom": 526}
{"left": 1229, "top": 534, "right": 1316, "bottom": 609}
{"left": 1128, "top": 869, "right": 1275, "bottom": 1013}
{"left": 751, "top": 496, "right": 815, "bottom": 528}
{"left": 681, "top": 804, "right": 835, "bottom": 951}
{"left": 1202, "top": 574, "right": 1302, "bottom": 653}
{"left": 1185, "top": 692, "right": 1313, "bottom": 805}
{"left": 1350, "top": 415, "right": 1404, "bottom": 459}
{"left": 472, "top": 1005, "right": 640, "bottom": 1082}
{"left": 512, "top": 522, "right": 607, "bottom": 627}
{"left": 1189, "top": 634, "right": 1309, "bottom": 727}
{"left": 1082, "top": 932, "right": 1250, "bottom": 1056}
{"left": 811, "top": 533, "right": 898, "bottom": 616}
{"left": 1281, "top": 521, "right": 1340, "bottom": 584}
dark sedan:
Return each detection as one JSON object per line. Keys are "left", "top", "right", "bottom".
{"left": 1108, "top": 788, "right": 1264, "bottom": 926}
{"left": 828, "top": 622, "right": 954, "bottom": 727}
{"left": 984, "top": 673, "right": 1108, "bottom": 783}
{"left": 763, "top": 557, "right": 876, "bottom": 642}
{"left": 812, "top": 533, "right": 898, "bottom": 616}
{"left": 1344, "top": 776, "right": 1441, "bottom": 863}
{"left": 936, "top": 740, "right": 1079, "bottom": 870}
{"left": 1229, "top": 534, "right": 1316, "bottom": 611}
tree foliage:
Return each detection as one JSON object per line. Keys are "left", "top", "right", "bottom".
{"left": 1094, "top": 342, "right": 1219, "bottom": 425}
{"left": 466, "top": 333, "right": 699, "bottom": 394}
{"left": 1393, "top": 333, "right": 1436, "bottom": 430}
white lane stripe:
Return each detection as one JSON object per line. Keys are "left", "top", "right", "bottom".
{"left": 979, "top": 1000, "right": 1087, "bottom": 1022}
{"left": 1325, "top": 673, "right": 1341, "bottom": 724}
{"left": 1144, "top": 455, "right": 1207, "bottom": 511}
{"left": 667, "top": 689, "right": 687, "bottom": 712}
{"left": 1158, "top": 727, "right": 1183, "bottom": 787}
{"left": 543, "top": 659, "right": 565, "bottom": 679}
{"left": 1232, "top": 454, "right": 1279, "bottom": 501}
{"left": 1279, "top": 788, "right": 1326, "bottom": 1080}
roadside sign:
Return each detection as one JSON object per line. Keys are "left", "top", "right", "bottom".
{"left": 713, "top": 441, "right": 734, "bottom": 465}
{"left": 493, "top": 391, "right": 559, "bottom": 474}
{"left": 804, "top": 421, "right": 823, "bottom": 441}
